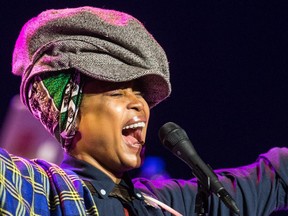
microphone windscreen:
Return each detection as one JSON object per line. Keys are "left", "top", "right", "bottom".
{"left": 158, "top": 122, "right": 189, "bottom": 150}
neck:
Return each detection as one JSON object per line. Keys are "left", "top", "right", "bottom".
{"left": 69, "top": 151, "right": 123, "bottom": 184}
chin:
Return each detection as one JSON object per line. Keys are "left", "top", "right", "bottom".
{"left": 123, "top": 156, "right": 143, "bottom": 170}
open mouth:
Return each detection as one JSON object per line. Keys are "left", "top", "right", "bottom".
{"left": 122, "top": 122, "right": 145, "bottom": 147}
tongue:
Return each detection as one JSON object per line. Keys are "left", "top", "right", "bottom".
{"left": 122, "top": 129, "right": 142, "bottom": 145}
{"left": 123, "top": 135, "right": 138, "bottom": 145}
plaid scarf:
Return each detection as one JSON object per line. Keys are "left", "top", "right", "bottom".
{"left": 27, "top": 70, "right": 83, "bottom": 149}
{"left": 0, "top": 148, "right": 98, "bottom": 215}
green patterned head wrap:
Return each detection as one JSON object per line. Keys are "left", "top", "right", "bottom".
{"left": 28, "top": 70, "right": 83, "bottom": 149}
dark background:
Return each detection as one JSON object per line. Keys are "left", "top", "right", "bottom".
{"left": 1, "top": 1, "right": 288, "bottom": 215}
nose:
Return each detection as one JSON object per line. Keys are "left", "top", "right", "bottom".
{"left": 127, "top": 92, "right": 144, "bottom": 111}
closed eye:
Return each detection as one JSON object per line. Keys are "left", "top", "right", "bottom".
{"left": 134, "top": 91, "right": 144, "bottom": 98}
{"left": 110, "top": 93, "right": 123, "bottom": 97}
{"left": 105, "top": 90, "right": 123, "bottom": 97}
{"left": 105, "top": 89, "right": 144, "bottom": 98}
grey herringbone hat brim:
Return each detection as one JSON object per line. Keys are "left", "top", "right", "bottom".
{"left": 12, "top": 6, "right": 171, "bottom": 107}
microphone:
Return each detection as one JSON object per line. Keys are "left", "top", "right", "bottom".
{"left": 158, "top": 122, "right": 240, "bottom": 215}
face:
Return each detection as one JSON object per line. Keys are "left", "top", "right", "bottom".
{"left": 74, "top": 79, "right": 150, "bottom": 177}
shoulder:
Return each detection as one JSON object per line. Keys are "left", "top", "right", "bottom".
{"left": 0, "top": 149, "right": 94, "bottom": 214}
{"left": 0, "top": 147, "right": 48, "bottom": 179}
{"left": 0, "top": 147, "right": 82, "bottom": 189}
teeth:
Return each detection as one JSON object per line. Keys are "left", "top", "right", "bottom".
{"left": 123, "top": 122, "right": 145, "bottom": 130}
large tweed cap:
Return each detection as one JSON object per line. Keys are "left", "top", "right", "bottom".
{"left": 12, "top": 6, "right": 171, "bottom": 108}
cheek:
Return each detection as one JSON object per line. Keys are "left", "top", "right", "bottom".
{"left": 106, "top": 102, "right": 126, "bottom": 121}
{"left": 114, "top": 105, "right": 123, "bottom": 113}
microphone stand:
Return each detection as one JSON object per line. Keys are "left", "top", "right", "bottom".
{"left": 193, "top": 165, "right": 240, "bottom": 216}
{"left": 159, "top": 122, "right": 240, "bottom": 215}
{"left": 195, "top": 177, "right": 210, "bottom": 215}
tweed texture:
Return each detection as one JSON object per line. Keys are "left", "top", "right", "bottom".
{"left": 12, "top": 6, "right": 171, "bottom": 108}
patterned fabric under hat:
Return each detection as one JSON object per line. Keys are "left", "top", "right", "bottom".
{"left": 28, "top": 70, "right": 83, "bottom": 148}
